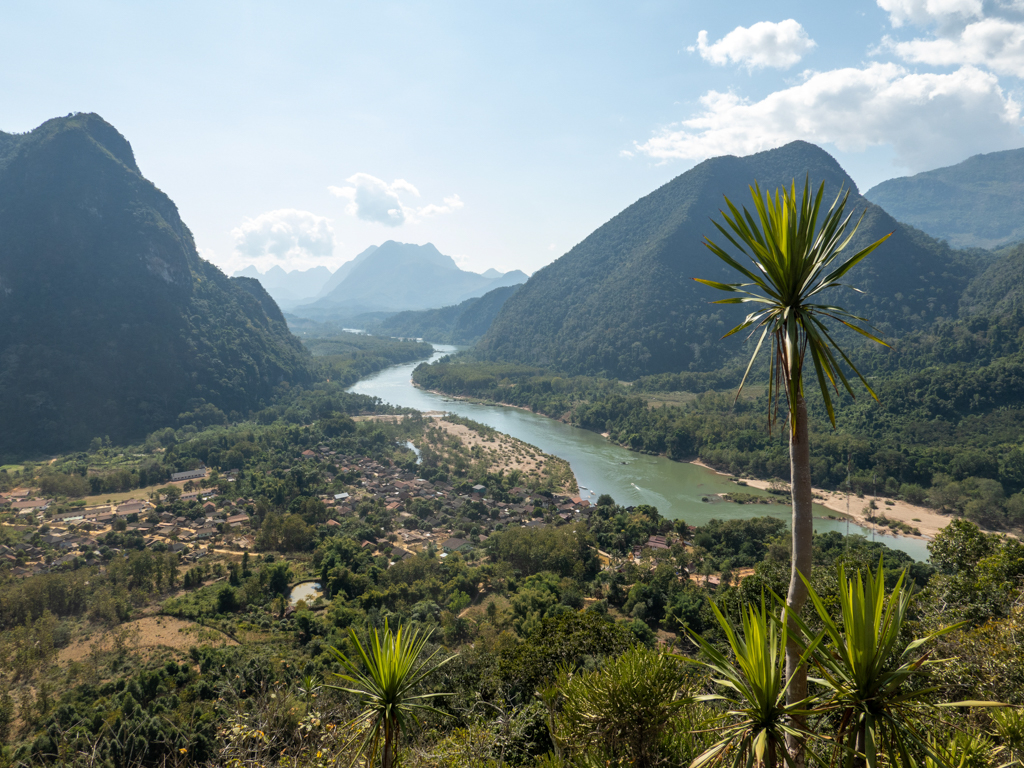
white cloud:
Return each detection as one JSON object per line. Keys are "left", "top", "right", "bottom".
{"left": 329, "top": 173, "right": 410, "bottom": 227}
{"left": 888, "top": 17, "right": 1024, "bottom": 76}
{"left": 230, "top": 209, "right": 336, "bottom": 271}
{"left": 877, "top": 0, "right": 983, "bottom": 28}
{"left": 416, "top": 194, "right": 465, "bottom": 218}
{"left": 634, "top": 63, "right": 1022, "bottom": 172}
{"left": 328, "top": 173, "right": 463, "bottom": 226}
{"left": 690, "top": 20, "right": 816, "bottom": 70}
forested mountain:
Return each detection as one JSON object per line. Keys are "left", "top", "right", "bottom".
{"left": 478, "top": 141, "right": 980, "bottom": 380}
{"left": 373, "top": 284, "right": 521, "bottom": 344}
{"left": 0, "top": 114, "right": 313, "bottom": 459}
{"left": 866, "top": 147, "right": 1024, "bottom": 249}
{"left": 294, "top": 241, "right": 527, "bottom": 319}
{"left": 233, "top": 264, "right": 333, "bottom": 309}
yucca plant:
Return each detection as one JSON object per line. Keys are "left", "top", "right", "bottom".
{"left": 328, "top": 620, "right": 454, "bottom": 768}
{"left": 925, "top": 731, "right": 1000, "bottom": 768}
{"left": 792, "top": 562, "right": 998, "bottom": 768}
{"left": 682, "top": 595, "right": 821, "bottom": 768}
{"left": 697, "top": 178, "right": 892, "bottom": 747}
{"left": 990, "top": 708, "right": 1024, "bottom": 767}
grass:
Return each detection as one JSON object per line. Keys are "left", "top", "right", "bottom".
{"left": 79, "top": 478, "right": 193, "bottom": 506}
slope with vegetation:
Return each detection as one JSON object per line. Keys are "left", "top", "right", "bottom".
{"left": 2, "top": 396, "right": 1022, "bottom": 766}
{"left": 0, "top": 114, "right": 313, "bottom": 460}
{"left": 372, "top": 284, "right": 521, "bottom": 344}
{"left": 866, "top": 146, "right": 1024, "bottom": 249}
{"left": 478, "top": 141, "right": 978, "bottom": 380}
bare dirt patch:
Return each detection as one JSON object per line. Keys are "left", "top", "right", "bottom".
{"left": 424, "top": 416, "right": 576, "bottom": 493}
{"left": 59, "top": 616, "right": 237, "bottom": 665}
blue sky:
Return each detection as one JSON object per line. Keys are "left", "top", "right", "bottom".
{"left": 4, "top": 0, "right": 1023, "bottom": 275}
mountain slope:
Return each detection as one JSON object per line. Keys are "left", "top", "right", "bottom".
{"left": 296, "top": 241, "right": 527, "bottom": 317}
{"left": 374, "top": 284, "right": 521, "bottom": 344}
{"left": 865, "top": 147, "right": 1024, "bottom": 249}
{"left": 311, "top": 245, "right": 378, "bottom": 300}
{"left": 478, "top": 141, "right": 980, "bottom": 379}
{"left": 0, "top": 114, "right": 312, "bottom": 458}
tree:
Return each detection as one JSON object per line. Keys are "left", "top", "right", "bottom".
{"left": 327, "top": 621, "right": 453, "bottom": 768}
{"left": 698, "top": 178, "right": 890, "bottom": 760}
{"left": 556, "top": 646, "right": 694, "bottom": 767}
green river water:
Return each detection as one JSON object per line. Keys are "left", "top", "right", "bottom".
{"left": 348, "top": 346, "right": 930, "bottom": 561}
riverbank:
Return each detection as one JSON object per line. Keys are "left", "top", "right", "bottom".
{"left": 691, "top": 459, "right": 949, "bottom": 540}
{"left": 417, "top": 384, "right": 552, "bottom": 417}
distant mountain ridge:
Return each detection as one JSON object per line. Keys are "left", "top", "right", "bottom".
{"left": 372, "top": 284, "right": 522, "bottom": 344}
{"left": 0, "top": 113, "right": 313, "bottom": 459}
{"left": 478, "top": 141, "right": 981, "bottom": 380}
{"left": 292, "top": 241, "right": 527, "bottom": 320}
{"left": 865, "top": 147, "right": 1024, "bottom": 249}
{"left": 234, "top": 264, "right": 333, "bottom": 308}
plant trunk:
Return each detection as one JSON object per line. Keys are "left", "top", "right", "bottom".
{"left": 785, "top": 396, "right": 813, "bottom": 767}
{"left": 383, "top": 718, "right": 398, "bottom": 768}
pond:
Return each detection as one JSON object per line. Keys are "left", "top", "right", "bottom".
{"left": 288, "top": 581, "right": 323, "bottom": 607}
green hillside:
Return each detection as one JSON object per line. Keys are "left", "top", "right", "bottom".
{"left": 478, "top": 141, "right": 979, "bottom": 380}
{"left": 373, "top": 284, "right": 521, "bottom": 344}
{"left": 0, "top": 114, "right": 313, "bottom": 459}
{"left": 866, "top": 147, "right": 1024, "bottom": 249}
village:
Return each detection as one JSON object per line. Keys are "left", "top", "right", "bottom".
{"left": 0, "top": 444, "right": 684, "bottom": 579}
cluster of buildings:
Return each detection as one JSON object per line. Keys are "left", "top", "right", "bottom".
{"left": 320, "top": 454, "right": 594, "bottom": 560}
{"left": 0, "top": 481, "right": 253, "bottom": 577}
{"left": 1, "top": 448, "right": 603, "bottom": 578}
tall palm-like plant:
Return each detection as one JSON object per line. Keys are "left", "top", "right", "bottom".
{"left": 696, "top": 178, "right": 891, "bottom": 735}
{"left": 328, "top": 621, "right": 454, "bottom": 768}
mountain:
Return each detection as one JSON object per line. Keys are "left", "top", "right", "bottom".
{"left": 0, "top": 113, "right": 313, "bottom": 459}
{"left": 373, "top": 284, "right": 522, "bottom": 344}
{"left": 294, "top": 241, "right": 528, "bottom": 319}
{"left": 311, "top": 245, "right": 378, "bottom": 300}
{"left": 865, "top": 147, "right": 1024, "bottom": 250}
{"left": 478, "top": 141, "right": 981, "bottom": 380}
{"left": 233, "top": 264, "right": 333, "bottom": 308}
{"left": 959, "top": 240, "right": 1024, "bottom": 319}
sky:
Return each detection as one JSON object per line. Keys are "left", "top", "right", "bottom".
{"left": 3, "top": 0, "right": 1024, "bottom": 276}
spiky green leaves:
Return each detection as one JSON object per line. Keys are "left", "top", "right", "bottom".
{"left": 696, "top": 177, "right": 891, "bottom": 433}
{"left": 328, "top": 620, "right": 454, "bottom": 767}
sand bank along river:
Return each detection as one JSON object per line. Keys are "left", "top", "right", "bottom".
{"left": 349, "top": 346, "right": 931, "bottom": 561}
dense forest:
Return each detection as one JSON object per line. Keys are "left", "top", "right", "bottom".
{"left": 372, "top": 284, "right": 521, "bottom": 345}
{"left": 866, "top": 146, "right": 1024, "bottom": 249}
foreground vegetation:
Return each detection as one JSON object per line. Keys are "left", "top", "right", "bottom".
{"left": 2, "top": 386, "right": 1023, "bottom": 766}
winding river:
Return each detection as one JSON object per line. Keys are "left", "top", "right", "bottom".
{"left": 349, "top": 346, "right": 930, "bottom": 561}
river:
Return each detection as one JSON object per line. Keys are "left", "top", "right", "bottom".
{"left": 349, "top": 346, "right": 930, "bottom": 561}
